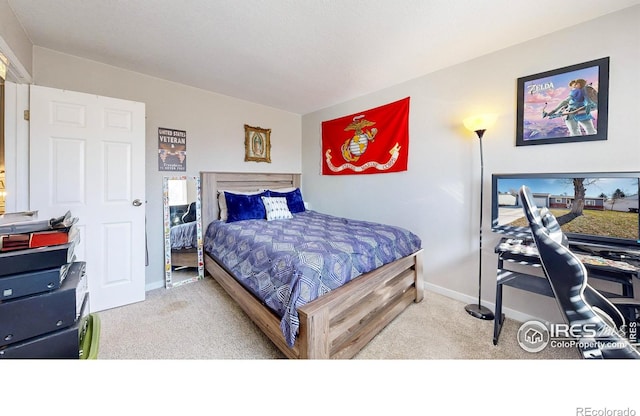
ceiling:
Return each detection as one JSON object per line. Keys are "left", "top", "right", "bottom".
{"left": 7, "top": 0, "right": 640, "bottom": 114}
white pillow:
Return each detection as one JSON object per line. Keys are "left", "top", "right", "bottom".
{"left": 218, "top": 189, "right": 263, "bottom": 221}
{"left": 261, "top": 196, "right": 293, "bottom": 221}
{"left": 262, "top": 187, "right": 297, "bottom": 193}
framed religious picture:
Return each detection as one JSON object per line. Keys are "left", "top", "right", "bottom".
{"left": 515, "top": 57, "right": 609, "bottom": 146}
{"left": 244, "top": 124, "right": 271, "bottom": 163}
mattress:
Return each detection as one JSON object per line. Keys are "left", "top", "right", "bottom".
{"left": 170, "top": 221, "right": 198, "bottom": 250}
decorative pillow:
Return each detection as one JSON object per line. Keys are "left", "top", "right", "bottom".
{"left": 263, "top": 187, "right": 297, "bottom": 193}
{"left": 268, "top": 188, "right": 306, "bottom": 213}
{"left": 225, "top": 191, "right": 269, "bottom": 223}
{"left": 261, "top": 196, "right": 293, "bottom": 221}
{"left": 218, "top": 189, "right": 263, "bottom": 221}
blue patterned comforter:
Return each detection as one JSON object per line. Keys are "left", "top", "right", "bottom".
{"left": 204, "top": 210, "right": 422, "bottom": 347}
{"left": 171, "top": 221, "right": 198, "bottom": 249}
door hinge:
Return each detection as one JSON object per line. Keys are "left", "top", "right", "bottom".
{"left": 23, "top": 110, "right": 29, "bottom": 121}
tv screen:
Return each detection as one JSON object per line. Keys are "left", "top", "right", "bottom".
{"left": 491, "top": 172, "right": 640, "bottom": 249}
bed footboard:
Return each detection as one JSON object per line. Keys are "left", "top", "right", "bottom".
{"left": 298, "top": 249, "right": 423, "bottom": 359}
{"left": 204, "top": 249, "right": 423, "bottom": 359}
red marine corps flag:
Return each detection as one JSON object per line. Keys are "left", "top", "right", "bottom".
{"left": 322, "top": 97, "right": 409, "bottom": 175}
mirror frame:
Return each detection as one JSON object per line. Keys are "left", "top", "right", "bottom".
{"left": 163, "top": 175, "right": 204, "bottom": 288}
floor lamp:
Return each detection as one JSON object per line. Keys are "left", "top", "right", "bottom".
{"left": 463, "top": 114, "right": 497, "bottom": 320}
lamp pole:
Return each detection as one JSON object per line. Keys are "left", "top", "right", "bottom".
{"left": 464, "top": 128, "right": 495, "bottom": 320}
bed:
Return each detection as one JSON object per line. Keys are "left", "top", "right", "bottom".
{"left": 200, "top": 171, "right": 424, "bottom": 359}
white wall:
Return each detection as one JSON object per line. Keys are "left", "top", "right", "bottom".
{"left": 8, "top": 5, "right": 640, "bottom": 324}
{"left": 1, "top": 0, "right": 32, "bottom": 214}
{"left": 32, "top": 47, "right": 302, "bottom": 290}
{"left": 0, "top": 0, "right": 32, "bottom": 82}
{"left": 301, "top": 6, "right": 640, "bottom": 323}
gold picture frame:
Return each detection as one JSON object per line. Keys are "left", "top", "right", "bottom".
{"left": 244, "top": 124, "right": 271, "bottom": 163}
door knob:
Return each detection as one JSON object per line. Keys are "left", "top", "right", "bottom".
{"left": 132, "top": 199, "right": 143, "bottom": 207}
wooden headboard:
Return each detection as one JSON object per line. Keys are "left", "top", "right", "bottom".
{"left": 199, "top": 172, "right": 301, "bottom": 228}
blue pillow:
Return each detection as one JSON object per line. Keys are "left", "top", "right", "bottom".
{"left": 269, "top": 188, "right": 305, "bottom": 213}
{"left": 225, "top": 191, "right": 269, "bottom": 222}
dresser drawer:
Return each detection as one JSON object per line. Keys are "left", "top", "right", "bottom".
{"left": 0, "top": 293, "right": 89, "bottom": 359}
{"left": 0, "top": 239, "right": 77, "bottom": 277}
{"left": 0, "top": 264, "right": 70, "bottom": 301}
{"left": 0, "top": 262, "right": 87, "bottom": 347}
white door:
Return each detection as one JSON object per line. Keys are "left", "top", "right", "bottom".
{"left": 29, "top": 85, "right": 146, "bottom": 312}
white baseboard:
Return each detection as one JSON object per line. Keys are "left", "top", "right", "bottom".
{"left": 145, "top": 280, "right": 165, "bottom": 291}
{"left": 424, "top": 282, "right": 544, "bottom": 324}
{"left": 143, "top": 276, "right": 545, "bottom": 323}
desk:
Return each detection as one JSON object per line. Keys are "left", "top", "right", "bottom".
{"left": 492, "top": 238, "right": 639, "bottom": 345}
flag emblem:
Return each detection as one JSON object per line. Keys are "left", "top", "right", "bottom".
{"left": 322, "top": 97, "right": 409, "bottom": 175}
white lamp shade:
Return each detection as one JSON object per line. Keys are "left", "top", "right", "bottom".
{"left": 463, "top": 114, "right": 498, "bottom": 132}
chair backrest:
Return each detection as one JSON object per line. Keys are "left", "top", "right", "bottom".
{"left": 519, "top": 185, "right": 640, "bottom": 359}
{"left": 181, "top": 201, "right": 197, "bottom": 223}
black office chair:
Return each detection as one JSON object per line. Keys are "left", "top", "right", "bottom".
{"left": 181, "top": 201, "right": 197, "bottom": 223}
{"left": 519, "top": 185, "right": 640, "bottom": 359}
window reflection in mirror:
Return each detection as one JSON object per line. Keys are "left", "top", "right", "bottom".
{"left": 163, "top": 176, "right": 204, "bottom": 288}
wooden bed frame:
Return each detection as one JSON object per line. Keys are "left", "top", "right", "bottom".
{"left": 171, "top": 248, "right": 198, "bottom": 268}
{"left": 200, "top": 171, "right": 424, "bottom": 359}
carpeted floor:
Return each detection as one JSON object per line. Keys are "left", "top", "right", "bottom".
{"left": 96, "top": 276, "right": 580, "bottom": 360}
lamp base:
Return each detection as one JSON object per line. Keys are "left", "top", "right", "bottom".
{"left": 464, "top": 304, "right": 495, "bottom": 320}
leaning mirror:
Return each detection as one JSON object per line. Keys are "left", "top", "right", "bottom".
{"left": 163, "top": 175, "right": 204, "bottom": 288}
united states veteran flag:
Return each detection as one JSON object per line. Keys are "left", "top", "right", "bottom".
{"left": 322, "top": 97, "right": 410, "bottom": 175}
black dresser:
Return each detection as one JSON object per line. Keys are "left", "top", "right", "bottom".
{"left": 0, "top": 237, "right": 92, "bottom": 359}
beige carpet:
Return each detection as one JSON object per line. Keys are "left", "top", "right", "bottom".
{"left": 96, "top": 276, "right": 580, "bottom": 360}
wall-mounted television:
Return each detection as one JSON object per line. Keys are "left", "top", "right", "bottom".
{"left": 491, "top": 172, "right": 640, "bottom": 250}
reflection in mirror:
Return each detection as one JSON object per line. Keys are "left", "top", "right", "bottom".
{"left": 163, "top": 176, "right": 204, "bottom": 288}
